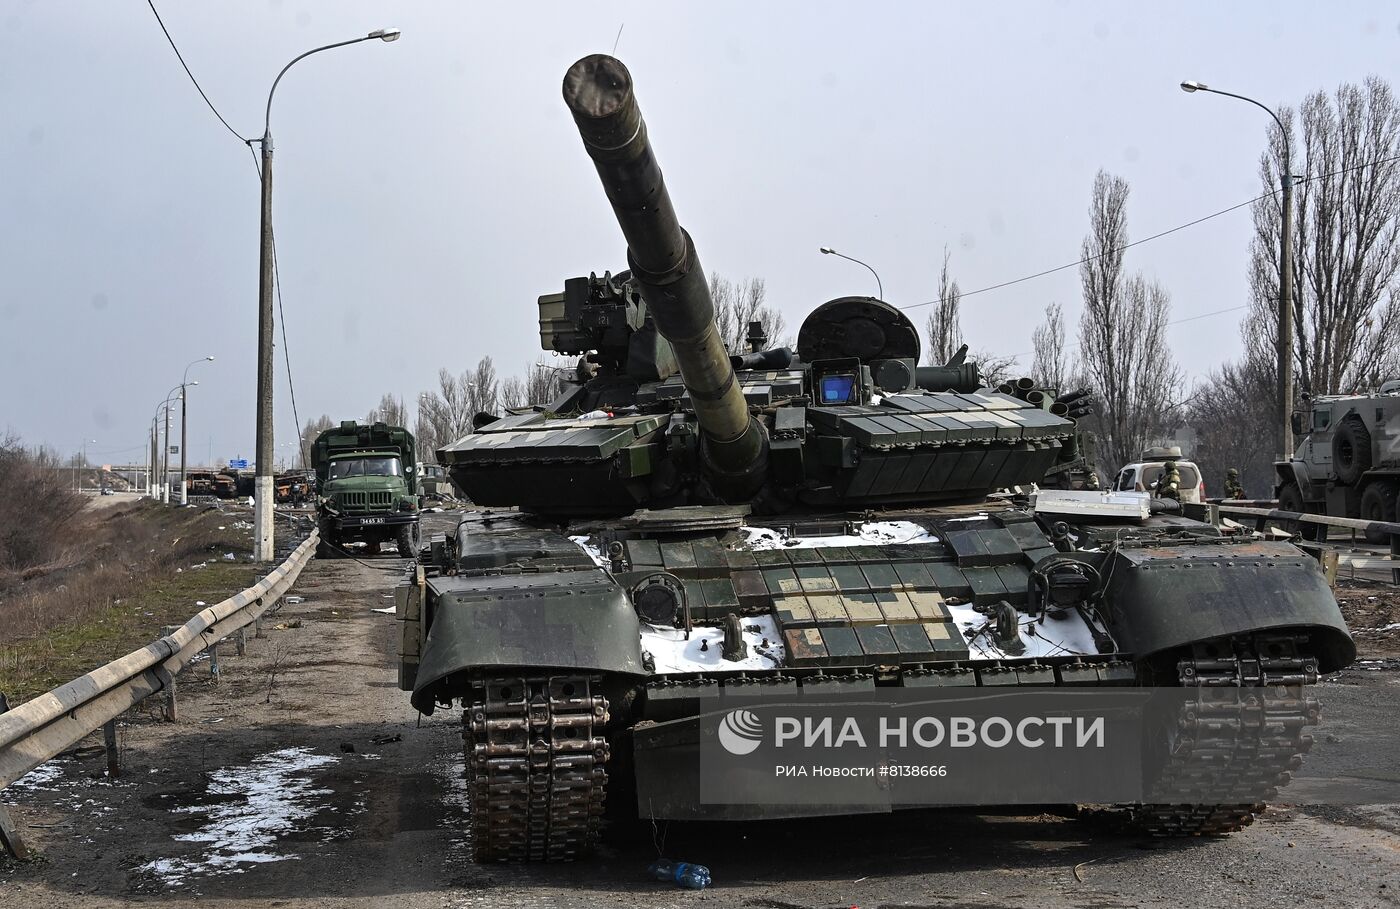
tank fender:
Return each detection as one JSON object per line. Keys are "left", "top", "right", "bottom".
{"left": 1101, "top": 541, "right": 1355, "bottom": 672}
{"left": 410, "top": 569, "right": 645, "bottom": 713}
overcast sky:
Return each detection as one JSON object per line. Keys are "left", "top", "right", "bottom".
{"left": 3, "top": 1, "right": 1398, "bottom": 467}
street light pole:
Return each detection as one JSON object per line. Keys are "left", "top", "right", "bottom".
{"left": 819, "top": 247, "right": 884, "bottom": 300}
{"left": 252, "top": 27, "right": 401, "bottom": 562}
{"left": 180, "top": 356, "right": 215, "bottom": 505}
{"left": 1180, "top": 79, "right": 1296, "bottom": 458}
{"left": 158, "top": 384, "right": 183, "bottom": 503}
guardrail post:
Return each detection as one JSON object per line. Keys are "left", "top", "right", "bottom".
{"left": 208, "top": 643, "right": 220, "bottom": 680}
{"left": 155, "top": 666, "right": 177, "bottom": 722}
{"left": 1208, "top": 503, "right": 1220, "bottom": 526}
{"left": 1392, "top": 532, "right": 1400, "bottom": 586}
{"left": 255, "top": 615, "right": 265, "bottom": 639}
{"left": 0, "top": 804, "right": 32, "bottom": 861}
{"left": 103, "top": 719, "right": 120, "bottom": 778}
{"left": 235, "top": 626, "right": 248, "bottom": 657}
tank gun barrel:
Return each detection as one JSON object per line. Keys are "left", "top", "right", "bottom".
{"left": 563, "top": 54, "right": 766, "bottom": 491}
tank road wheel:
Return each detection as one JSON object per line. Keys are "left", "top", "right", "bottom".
{"left": 396, "top": 523, "right": 420, "bottom": 558}
{"left": 1332, "top": 418, "right": 1373, "bottom": 485}
{"left": 1360, "top": 482, "right": 1397, "bottom": 544}
{"left": 464, "top": 676, "right": 609, "bottom": 863}
{"left": 1276, "top": 483, "right": 1317, "bottom": 541}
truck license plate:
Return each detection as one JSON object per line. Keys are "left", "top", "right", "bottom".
{"left": 361, "top": 517, "right": 385, "bottom": 525}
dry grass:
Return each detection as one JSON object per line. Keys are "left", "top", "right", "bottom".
{"left": 0, "top": 500, "right": 263, "bottom": 705}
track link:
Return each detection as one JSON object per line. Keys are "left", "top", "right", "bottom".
{"left": 1133, "top": 641, "right": 1321, "bottom": 836}
{"left": 464, "top": 675, "right": 609, "bottom": 862}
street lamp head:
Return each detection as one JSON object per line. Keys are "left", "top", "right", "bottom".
{"left": 1180, "top": 80, "right": 1207, "bottom": 93}
{"left": 205, "top": 355, "right": 215, "bottom": 362}
{"left": 819, "top": 247, "right": 835, "bottom": 255}
{"left": 369, "top": 27, "right": 401, "bottom": 42}
{"left": 189, "top": 380, "right": 199, "bottom": 387}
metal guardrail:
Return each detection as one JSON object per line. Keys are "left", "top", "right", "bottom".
{"left": 0, "top": 532, "right": 318, "bottom": 800}
{"left": 1195, "top": 503, "right": 1400, "bottom": 584}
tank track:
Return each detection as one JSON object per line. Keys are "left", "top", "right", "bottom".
{"left": 463, "top": 675, "right": 609, "bottom": 862}
{"left": 1133, "top": 641, "right": 1320, "bottom": 836}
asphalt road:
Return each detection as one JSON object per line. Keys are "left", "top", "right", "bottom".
{"left": 3, "top": 514, "right": 1399, "bottom": 908}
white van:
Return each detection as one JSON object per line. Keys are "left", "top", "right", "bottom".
{"left": 1112, "top": 446, "right": 1205, "bottom": 504}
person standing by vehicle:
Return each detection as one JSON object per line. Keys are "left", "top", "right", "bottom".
{"left": 1154, "top": 459, "right": 1182, "bottom": 501}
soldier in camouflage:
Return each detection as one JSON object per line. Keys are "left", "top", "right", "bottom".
{"left": 1223, "top": 467, "right": 1245, "bottom": 500}
{"left": 1153, "top": 459, "right": 1182, "bottom": 501}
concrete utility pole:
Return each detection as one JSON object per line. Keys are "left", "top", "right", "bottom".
{"left": 180, "top": 356, "right": 215, "bottom": 505}
{"left": 1180, "top": 79, "right": 1297, "bottom": 459}
{"left": 252, "top": 27, "right": 400, "bottom": 562}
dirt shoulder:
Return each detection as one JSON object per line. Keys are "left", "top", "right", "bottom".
{"left": 1335, "top": 577, "right": 1400, "bottom": 659}
{"left": 0, "top": 502, "right": 262, "bottom": 704}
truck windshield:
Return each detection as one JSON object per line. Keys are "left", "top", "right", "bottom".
{"left": 328, "top": 457, "right": 402, "bottom": 480}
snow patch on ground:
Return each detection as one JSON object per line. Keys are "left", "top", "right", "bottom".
{"left": 5, "top": 759, "right": 64, "bottom": 793}
{"left": 138, "top": 746, "right": 338, "bottom": 886}
{"left": 743, "top": 521, "right": 939, "bottom": 550}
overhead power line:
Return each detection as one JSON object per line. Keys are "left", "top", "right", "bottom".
{"left": 146, "top": 0, "right": 248, "bottom": 144}
{"left": 901, "top": 152, "right": 1400, "bottom": 314}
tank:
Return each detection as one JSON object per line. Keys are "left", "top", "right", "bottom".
{"left": 397, "top": 55, "right": 1356, "bottom": 863}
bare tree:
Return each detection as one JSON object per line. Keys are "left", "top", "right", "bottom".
{"left": 296, "top": 414, "right": 335, "bottom": 468}
{"left": 365, "top": 393, "right": 407, "bottom": 428}
{"left": 498, "top": 376, "right": 527, "bottom": 411}
{"left": 1248, "top": 76, "right": 1400, "bottom": 399}
{"left": 1186, "top": 346, "right": 1277, "bottom": 497}
{"left": 1031, "top": 302, "right": 1068, "bottom": 391}
{"left": 709, "top": 272, "right": 787, "bottom": 351}
{"left": 1076, "top": 170, "right": 1184, "bottom": 468}
{"left": 418, "top": 356, "right": 503, "bottom": 454}
{"left": 526, "top": 357, "right": 573, "bottom": 405}
{"left": 924, "top": 248, "right": 963, "bottom": 366}
{"left": 0, "top": 432, "right": 87, "bottom": 577}
{"left": 969, "top": 350, "right": 1018, "bottom": 389}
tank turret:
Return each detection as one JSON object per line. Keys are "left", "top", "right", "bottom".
{"left": 562, "top": 54, "right": 767, "bottom": 496}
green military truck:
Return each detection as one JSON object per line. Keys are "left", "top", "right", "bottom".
{"left": 310, "top": 421, "right": 421, "bottom": 558}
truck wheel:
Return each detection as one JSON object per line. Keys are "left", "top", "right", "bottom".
{"left": 316, "top": 538, "right": 334, "bottom": 559}
{"left": 1277, "top": 483, "right": 1321, "bottom": 541}
{"left": 1332, "top": 418, "right": 1373, "bottom": 485}
{"left": 1360, "top": 482, "right": 1397, "bottom": 544}
{"left": 397, "top": 524, "right": 420, "bottom": 558}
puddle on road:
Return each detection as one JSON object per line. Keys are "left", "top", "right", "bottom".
{"left": 138, "top": 746, "right": 340, "bottom": 887}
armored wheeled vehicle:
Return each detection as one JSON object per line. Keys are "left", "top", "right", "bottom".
{"left": 396, "top": 55, "right": 1354, "bottom": 863}
{"left": 1276, "top": 381, "right": 1400, "bottom": 542}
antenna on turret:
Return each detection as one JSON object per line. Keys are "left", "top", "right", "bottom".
{"left": 611, "top": 23, "right": 624, "bottom": 55}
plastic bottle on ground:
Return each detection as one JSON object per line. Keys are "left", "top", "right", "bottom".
{"left": 648, "top": 858, "right": 711, "bottom": 889}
